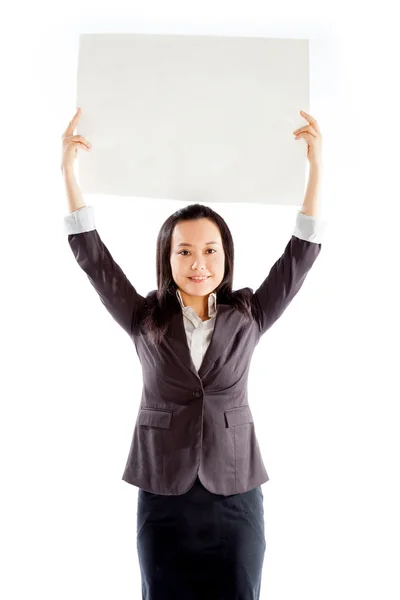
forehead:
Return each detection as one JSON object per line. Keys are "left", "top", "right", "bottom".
{"left": 171, "top": 218, "right": 222, "bottom": 244}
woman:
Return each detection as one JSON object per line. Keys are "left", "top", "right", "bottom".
{"left": 62, "top": 108, "right": 325, "bottom": 600}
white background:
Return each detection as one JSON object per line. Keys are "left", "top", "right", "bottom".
{"left": 1, "top": 2, "right": 399, "bottom": 599}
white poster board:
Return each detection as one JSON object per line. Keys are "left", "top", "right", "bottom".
{"left": 76, "top": 33, "right": 310, "bottom": 205}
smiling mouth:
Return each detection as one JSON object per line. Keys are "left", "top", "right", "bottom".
{"left": 188, "top": 276, "right": 211, "bottom": 280}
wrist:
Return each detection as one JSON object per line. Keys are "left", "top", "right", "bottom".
{"left": 61, "top": 164, "right": 76, "bottom": 178}
{"left": 309, "top": 161, "right": 323, "bottom": 172}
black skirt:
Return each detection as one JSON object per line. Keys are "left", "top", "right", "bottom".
{"left": 136, "top": 475, "right": 266, "bottom": 600}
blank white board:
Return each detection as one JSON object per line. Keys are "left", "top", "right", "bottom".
{"left": 76, "top": 33, "right": 310, "bottom": 205}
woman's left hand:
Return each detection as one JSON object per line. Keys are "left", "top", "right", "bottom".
{"left": 293, "top": 110, "right": 323, "bottom": 167}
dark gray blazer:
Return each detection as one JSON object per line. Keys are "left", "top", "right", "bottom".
{"left": 65, "top": 207, "right": 324, "bottom": 496}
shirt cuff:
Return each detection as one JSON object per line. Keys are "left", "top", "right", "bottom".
{"left": 64, "top": 205, "right": 96, "bottom": 235}
{"left": 293, "top": 210, "right": 328, "bottom": 244}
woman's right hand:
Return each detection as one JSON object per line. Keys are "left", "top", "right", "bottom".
{"left": 61, "top": 108, "right": 92, "bottom": 173}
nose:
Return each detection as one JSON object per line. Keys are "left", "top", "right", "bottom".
{"left": 191, "top": 255, "right": 207, "bottom": 269}
{"left": 192, "top": 262, "right": 207, "bottom": 272}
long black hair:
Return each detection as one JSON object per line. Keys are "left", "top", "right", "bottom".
{"left": 142, "top": 203, "right": 257, "bottom": 345}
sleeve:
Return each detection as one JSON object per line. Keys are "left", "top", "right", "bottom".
{"left": 252, "top": 210, "right": 328, "bottom": 336}
{"left": 64, "top": 206, "right": 147, "bottom": 336}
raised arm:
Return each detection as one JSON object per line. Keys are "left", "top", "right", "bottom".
{"left": 63, "top": 168, "right": 146, "bottom": 337}
{"left": 252, "top": 210, "right": 327, "bottom": 336}
{"left": 61, "top": 108, "right": 147, "bottom": 337}
{"left": 252, "top": 130, "right": 327, "bottom": 337}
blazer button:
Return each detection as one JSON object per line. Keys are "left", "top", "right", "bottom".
{"left": 193, "top": 388, "right": 203, "bottom": 398}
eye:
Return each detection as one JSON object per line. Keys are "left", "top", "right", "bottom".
{"left": 178, "top": 249, "right": 216, "bottom": 256}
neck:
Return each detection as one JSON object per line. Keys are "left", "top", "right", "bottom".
{"left": 178, "top": 289, "right": 210, "bottom": 317}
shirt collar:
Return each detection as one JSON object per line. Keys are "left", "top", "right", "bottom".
{"left": 176, "top": 288, "right": 217, "bottom": 319}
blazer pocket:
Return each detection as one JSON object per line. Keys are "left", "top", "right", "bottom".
{"left": 224, "top": 405, "right": 253, "bottom": 428}
{"left": 138, "top": 408, "right": 173, "bottom": 429}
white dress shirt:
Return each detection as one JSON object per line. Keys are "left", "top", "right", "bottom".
{"left": 175, "top": 288, "right": 217, "bottom": 372}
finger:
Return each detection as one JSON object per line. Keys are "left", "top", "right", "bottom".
{"left": 68, "top": 134, "right": 91, "bottom": 148}
{"left": 295, "top": 132, "right": 314, "bottom": 143}
{"left": 68, "top": 141, "right": 91, "bottom": 152}
{"left": 75, "top": 142, "right": 91, "bottom": 151}
{"left": 293, "top": 125, "right": 318, "bottom": 137}
{"left": 62, "top": 108, "right": 81, "bottom": 138}
{"left": 300, "top": 110, "right": 320, "bottom": 133}
{"left": 295, "top": 123, "right": 319, "bottom": 136}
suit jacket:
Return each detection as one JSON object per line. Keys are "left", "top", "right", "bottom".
{"left": 65, "top": 207, "right": 326, "bottom": 496}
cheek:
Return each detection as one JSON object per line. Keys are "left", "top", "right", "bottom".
{"left": 215, "top": 254, "right": 225, "bottom": 269}
{"left": 209, "top": 254, "right": 224, "bottom": 271}
{"left": 170, "top": 257, "right": 186, "bottom": 276}
{"left": 170, "top": 257, "right": 178, "bottom": 273}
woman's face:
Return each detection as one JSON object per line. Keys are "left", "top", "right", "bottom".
{"left": 170, "top": 218, "right": 225, "bottom": 298}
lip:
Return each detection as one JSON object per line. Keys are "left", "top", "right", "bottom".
{"left": 188, "top": 276, "right": 211, "bottom": 282}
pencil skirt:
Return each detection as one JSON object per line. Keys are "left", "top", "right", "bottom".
{"left": 136, "top": 475, "right": 266, "bottom": 600}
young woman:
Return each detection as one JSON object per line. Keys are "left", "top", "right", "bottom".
{"left": 62, "top": 108, "right": 326, "bottom": 600}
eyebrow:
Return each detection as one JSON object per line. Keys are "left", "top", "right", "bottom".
{"left": 176, "top": 241, "right": 220, "bottom": 247}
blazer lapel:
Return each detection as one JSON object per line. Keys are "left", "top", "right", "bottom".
{"left": 168, "top": 303, "right": 244, "bottom": 379}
